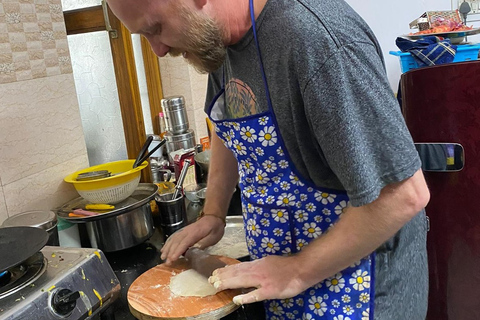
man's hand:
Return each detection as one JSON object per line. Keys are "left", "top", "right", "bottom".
{"left": 160, "top": 215, "right": 225, "bottom": 264}
{"left": 208, "top": 255, "right": 307, "bottom": 305}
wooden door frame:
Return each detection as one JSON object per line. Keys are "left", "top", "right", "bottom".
{"left": 63, "top": 4, "right": 164, "bottom": 182}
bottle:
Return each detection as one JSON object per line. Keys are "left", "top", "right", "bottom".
{"left": 159, "top": 112, "right": 167, "bottom": 139}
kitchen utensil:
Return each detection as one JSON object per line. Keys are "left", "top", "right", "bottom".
{"left": 164, "top": 129, "right": 196, "bottom": 155}
{"left": 185, "top": 247, "right": 227, "bottom": 278}
{"left": 56, "top": 184, "right": 158, "bottom": 252}
{"left": 155, "top": 193, "right": 187, "bottom": 239}
{"left": 71, "top": 209, "right": 103, "bottom": 216}
{"left": 64, "top": 160, "right": 148, "bottom": 204}
{"left": 152, "top": 168, "right": 172, "bottom": 184}
{"left": 85, "top": 204, "right": 115, "bottom": 210}
{"left": 0, "top": 226, "right": 48, "bottom": 271}
{"left": 162, "top": 96, "right": 190, "bottom": 134}
{"left": 194, "top": 149, "right": 210, "bottom": 172}
{"left": 127, "top": 256, "right": 242, "bottom": 320}
{"left": 1, "top": 211, "right": 59, "bottom": 246}
{"left": 133, "top": 136, "right": 153, "bottom": 169}
{"left": 206, "top": 216, "right": 250, "bottom": 260}
{"left": 403, "top": 27, "right": 480, "bottom": 43}
{"left": 172, "top": 159, "right": 191, "bottom": 200}
{"left": 76, "top": 170, "right": 111, "bottom": 181}
{"left": 133, "top": 137, "right": 167, "bottom": 169}
{"left": 184, "top": 183, "right": 206, "bottom": 202}
{"left": 196, "top": 187, "right": 207, "bottom": 201}
{"left": 459, "top": 1, "right": 472, "bottom": 41}
{"left": 56, "top": 183, "right": 158, "bottom": 221}
{"left": 459, "top": 0, "right": 471, "bottom": 26}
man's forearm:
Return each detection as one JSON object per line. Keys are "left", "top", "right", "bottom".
{"left": 294, "top": 169, "right": 430, "bottom": 289}
{"left": 202, "top": 131, "right": 239, "bottom": 218}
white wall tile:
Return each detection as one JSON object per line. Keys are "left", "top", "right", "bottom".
{"left": 0, "top": 73, "right": 88, "bottom": 185}
{"left": 3, "top": 154, "right": 88, "bottom": 215}
{"left": 0, "top": 182, "right": 8, "bottom": 225}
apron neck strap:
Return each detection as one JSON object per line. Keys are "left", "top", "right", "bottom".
{"left": 249, "top": 0, "right": 274, "bottom": 111}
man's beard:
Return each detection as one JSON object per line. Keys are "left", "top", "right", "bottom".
{"left": 169, "top": 5, "right": 226, "bottom": 74}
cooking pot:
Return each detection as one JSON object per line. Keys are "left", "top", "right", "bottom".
{"left": 55, "top": 184, "right": 158, "bottom": 252}
{"left": 2, "top": 210, "right": 59, "bottom": 246}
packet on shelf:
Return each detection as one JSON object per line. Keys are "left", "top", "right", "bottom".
{"left": 171, "top": 148, "right": 197, "bottom": 189}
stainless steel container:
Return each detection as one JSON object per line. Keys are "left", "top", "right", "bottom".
{"left": 55, "top": 184, "right": 158, "bottom": 252}
{"left": 86, "top": 202, "right": 154, "bottom": 252}
{"left": 165, "top": 129, "right": 196, "bottom": 154}
{"left": 155, "top": 193, "right": 187, "bottom": 240}
{"left": 1, "top": 210, "right": 59, "bottom": 246}
{"left": 162, "top": 96, "right": 189, "bottom": 134}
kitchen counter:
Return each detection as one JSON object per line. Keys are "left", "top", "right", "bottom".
{"left": 103, "top": 189, "right": 266, "bottom": 320}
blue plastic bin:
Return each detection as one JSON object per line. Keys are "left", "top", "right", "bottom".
{"left": 389, "top": 44, "right": 480, "bottom": 73}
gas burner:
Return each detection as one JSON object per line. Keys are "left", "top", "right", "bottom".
{"left": 0, "top": 252, "right": 46, "bottom": 299}
{"left": 0, "top": 270, "right": 11, "bottom": 287}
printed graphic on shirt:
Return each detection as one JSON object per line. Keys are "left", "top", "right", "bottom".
{"left": 224, "top": 78, "right": 266, "bottom": 119}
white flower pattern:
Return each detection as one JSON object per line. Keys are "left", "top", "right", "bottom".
{"left": 214, "top": 114, "right": 371, "bottom": 319}
{"left": 240, "top": 126, "right": 257, "bottom": 143}
{"left": 259, "top": 126, "right": 278, "bottom": 147}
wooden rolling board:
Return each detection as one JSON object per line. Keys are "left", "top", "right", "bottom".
{"left": 128, "top": 256, "right": 243, "bottom": 320}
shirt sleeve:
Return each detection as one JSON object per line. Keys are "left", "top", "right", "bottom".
{"left": 303, "top": 42, "right": 421, "bottom": 207}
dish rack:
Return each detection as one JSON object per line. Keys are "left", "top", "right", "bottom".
{"left": 409, "top": 10, "right": 462, "bottom": 31}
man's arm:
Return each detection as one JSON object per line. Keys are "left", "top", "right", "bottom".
{"left": 160, "top": 130, "right": 239, "bottom": 263}
{"left": 201, "top": 130, "right": 239, "bottom": 223}
{"left": 209, "top": 169, "right": 430, "bottom": 304}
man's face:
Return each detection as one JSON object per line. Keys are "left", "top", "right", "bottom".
{"left": 107, "top": 0, "right": 226, "bottom": 73}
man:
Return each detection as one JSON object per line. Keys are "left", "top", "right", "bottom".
{"left": 106, "top": 0, "right": 430, "bottom": 319}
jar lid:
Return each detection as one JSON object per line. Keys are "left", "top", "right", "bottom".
{"left": 2, "top": 210, "right": 57, "bottom": 231}
{"left": 165, "top": 96, "right": 185, "bottom": 109}
{"left": 76, "top": 170, "right": 111, "bottom": 181}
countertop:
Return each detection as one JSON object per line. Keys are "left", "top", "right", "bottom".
{"left": 102, "top": 189, "right": 266, "bottom": 320}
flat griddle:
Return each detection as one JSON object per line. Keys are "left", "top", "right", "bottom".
{"left": 0, "top": 226, "right": 48, "bottom": 271}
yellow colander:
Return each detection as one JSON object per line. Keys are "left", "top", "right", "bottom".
{"left": 64, "top": 160, "right": 148, "bottom": 204}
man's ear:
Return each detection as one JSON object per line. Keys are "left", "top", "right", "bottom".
{"left": 193, "top": 0, "right": 207, "bottom": 9}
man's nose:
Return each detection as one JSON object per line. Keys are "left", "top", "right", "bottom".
{"left": 146, "top": 36, "right": 170, "bottom": 57}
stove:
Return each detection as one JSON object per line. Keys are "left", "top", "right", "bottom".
{"left": 0, "top": 246, "right": 120, "bottom": 319}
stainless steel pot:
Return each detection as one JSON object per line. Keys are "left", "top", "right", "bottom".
{"left": 162, "top": 96, "right": 189, "bottom": 134}
{"left": 55, "top": 184, "right": 158, "bottom": 252}
{"left": 1, "top": 210, "right": 59, "bottom": 246}
{"left": 86, "top": 202, "right": 154, "bottom": 252}
{"left": 165, "top": 129, "right": 196, "bottom": 154}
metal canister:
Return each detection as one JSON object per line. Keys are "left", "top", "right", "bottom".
{"left": 1, "top": 210, "right": 59, "bottom": 246}
{"left": 164, "top": 129, "right": 196, "bottom": 154}
{"left": 162, "top": 96, "right": 189, "bottom": 134}
{"left": 155, "top": 193, "right": 187, "bottom": 240}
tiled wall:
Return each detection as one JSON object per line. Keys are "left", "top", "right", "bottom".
{"left": 0, "top": 0, "right": 88, "bottom": 224}
{"left": 0, "top": 0, "right": 72, "bottom": 84}
{"left": 158, "top": 56, "right": 209, "bottom": 144}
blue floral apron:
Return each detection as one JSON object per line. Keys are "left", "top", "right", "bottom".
{"left": 207, "top": 1, "right": 375, "bottom": 318}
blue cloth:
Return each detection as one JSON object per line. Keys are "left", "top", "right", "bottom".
{"left": 396, "top": 36, "right": 457, "bottom": 68}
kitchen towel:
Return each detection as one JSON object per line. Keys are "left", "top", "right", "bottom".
{"left": 396, "top": 36, "right": 457, "bottom": 68}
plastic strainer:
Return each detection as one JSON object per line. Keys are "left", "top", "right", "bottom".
{"left": 64, "top": 160, "right": 148, "bottom": 204}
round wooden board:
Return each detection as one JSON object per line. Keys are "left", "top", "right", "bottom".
{"left": 127, "top": 256, "right": 243, "bottom": 320}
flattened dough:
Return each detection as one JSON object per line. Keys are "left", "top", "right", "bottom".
{"left": 169, "top": 269, "right": 217, "bottom": 297}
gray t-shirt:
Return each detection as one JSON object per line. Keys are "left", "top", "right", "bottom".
{"left": 205, "top": 0, "right": 428, "bottom": 318}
